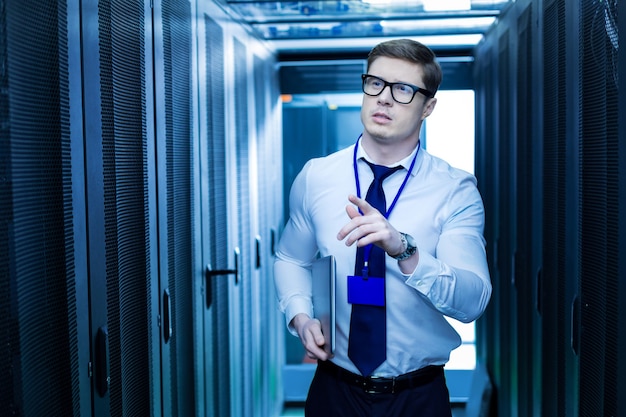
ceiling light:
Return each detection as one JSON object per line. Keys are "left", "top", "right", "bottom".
{"left": 361, "top": 0, "right": 393, "bottom": 5}
{"left": 423, "top": 0, "right": 471, "bottom": 11}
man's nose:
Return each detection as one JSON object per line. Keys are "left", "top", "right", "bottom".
{"left": 377, "top": 85, "right": 394, "bottom": 104}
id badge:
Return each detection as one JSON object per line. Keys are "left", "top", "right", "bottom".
{"left": 347, "top": 275, "right": 385, "bottom": 307}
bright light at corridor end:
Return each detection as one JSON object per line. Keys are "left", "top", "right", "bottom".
{"left": 423, "top": 0, "right": 471, "bottom": 11}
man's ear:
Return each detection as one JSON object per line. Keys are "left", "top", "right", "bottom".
{"left": 421, "top": 97, "right": 437, "bottom": 120}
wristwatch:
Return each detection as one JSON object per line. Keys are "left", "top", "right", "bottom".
{"left": 391, "top": 232, "right": 417, "bottom": 261}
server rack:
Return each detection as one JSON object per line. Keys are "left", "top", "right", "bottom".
{"left": 475, "top": 0, "right": 626, "bottom": 415}
{"left": 1, "top": 1, "right": 283, "bottom": 416}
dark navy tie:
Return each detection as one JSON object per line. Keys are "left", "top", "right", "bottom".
{"left": 348, "top": 161, "right": 402, "bottom": 376}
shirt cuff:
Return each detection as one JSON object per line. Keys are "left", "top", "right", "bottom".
{"left": 284, "top": 296, "right": 314, "bottom": 337}
{"left": 403, "top": 249, "right": 440, "bottom": 296}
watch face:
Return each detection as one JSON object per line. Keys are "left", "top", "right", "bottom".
{"left": 393, "top": 233, "right": 417, "bottom": 260}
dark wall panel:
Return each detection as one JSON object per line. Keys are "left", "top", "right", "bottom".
{"left": 281, "top": 106, "right": 325, "bottom": 223}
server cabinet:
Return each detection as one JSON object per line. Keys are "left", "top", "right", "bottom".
{"left": 83, "top": 0, "right": 200, "bottom": 414}
{"left": 1, "top": 1, "right": 91, "bottom": 415}
{"left": 196, "top": 6, "right": 234, "bottom": 416}
{"left": 541, "top": 1, "right": 576, "bottom": 415}
{"left": 476, "top": 0, "right": 626, "bottom": 415}
{"left": 252, "top": 51, "right": 285, "bottom": 417}
{"left": 514, "top": 6, "right": 544, "bottom": 417}
{"left": 152, "top": 0, "right": 197, "bottom": 415}
{"left": 80, "top": 0, "right": 160, "bottom": 415}
{"left": 2, "top": 1, "right": 283, "bottom": 415}
{"left": 231, "top": 36, "right": 253, "bottom": 417}
{"left": 4, "top": 0, "right": 200, "bottom": 415}
{"left": 231, "top": 34, "right": 284, "bottom": 417}
{"left": 1, "top": 0, "right": 162, "bottom": 415}
{"left": 196, "top": 4, "right": 285, "bottom": 416}
{"left": 578, "top": 0, "right": 621, "bottom": 415}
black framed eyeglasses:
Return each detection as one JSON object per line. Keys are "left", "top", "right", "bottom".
{"left": 361, "top": 74, "right": 435, "bottom": 104}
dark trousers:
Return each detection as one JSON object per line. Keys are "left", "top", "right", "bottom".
{"left": 305, "top": 362, "right": 452, "bottom": 417}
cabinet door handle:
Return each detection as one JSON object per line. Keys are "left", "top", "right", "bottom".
{"left": 571, "top": 295, "right": 580, "bottom": 356}
{"left": 255, "top": 235, "right": 262, "bottom": 269}
{"left": 95, "top": 326, "right": 109, "bottom": 397}
{"left": 163, "top": 288, "right": 172, "bottom": 343}
{"left": 535, "top": 267, "right": 542, "bottom": 315}
{"left": 205, "top": 247, "right": 240, "bottom": 308}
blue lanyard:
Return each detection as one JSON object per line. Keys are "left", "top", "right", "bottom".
{"left": 352, "top": 136, "right": 420, "bottom": 271}
{"left": 352, "top": 136, "right": 420, "bottom": 218}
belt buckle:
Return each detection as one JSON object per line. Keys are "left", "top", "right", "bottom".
{"left": 362, "top": 376, "right": 395, "bottom": 394}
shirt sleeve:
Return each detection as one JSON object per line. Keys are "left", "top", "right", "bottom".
{"left": 404, "top": 176, "right": 492, "bottom": 323}
{"left": 273, "top": 160, "right": 320, "bottom": 334}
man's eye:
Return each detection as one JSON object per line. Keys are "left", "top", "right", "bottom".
{"left": 396, "top": 84, "right": 412, "bottom": 94}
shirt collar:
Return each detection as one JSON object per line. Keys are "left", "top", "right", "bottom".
{"left": 356, "top": 141, "right": 421, "bottom": 177}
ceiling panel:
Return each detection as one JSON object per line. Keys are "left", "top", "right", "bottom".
{"left": 218, "top": 0, "right": 512, "bottom": 49}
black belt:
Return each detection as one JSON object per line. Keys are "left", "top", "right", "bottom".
{"left": 317, "top": 360, "right": 444, "bottom": 394}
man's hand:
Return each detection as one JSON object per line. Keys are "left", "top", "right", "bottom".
{"left": 291, "top": 313, "right": 332, "bottom": 361}
{"left": 336, "top": 194, "right": 405, "bottom": 256}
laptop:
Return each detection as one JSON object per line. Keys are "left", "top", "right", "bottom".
{"left": 311, "top": 255, "right": 336, "bottom": 355}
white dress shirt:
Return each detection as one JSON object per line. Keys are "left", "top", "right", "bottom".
{"left": 274, "top": 140, "right": 492, "bottom": 377}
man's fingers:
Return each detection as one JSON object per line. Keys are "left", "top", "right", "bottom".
{"left": 338, "top": 195, "right": 382, "bottom": 242}
{"left": 347, "top": 194, "right": 375, "bottom": 214}
{"left": 308, "top": 320, "right": 327, "bottom": 350}
{"left": 345, "top": 204, "right": 360, "bottom": 220}
{"left": 314, "top": 331, "right": 326, "bottom": 347}
{"left": 302, "top": 319, "right": 330, "bottom": 360}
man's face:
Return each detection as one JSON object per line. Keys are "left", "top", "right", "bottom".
{"left": 360, "top": 57, "right": 436, "bottom": 146}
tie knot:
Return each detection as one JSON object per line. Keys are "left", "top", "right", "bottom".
{"left": 365, "top": 160, "right": 403, "bottom": 182}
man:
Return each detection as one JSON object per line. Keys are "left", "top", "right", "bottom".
{"left": 274, "top": 38, "right": 492, "bottom": 416}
